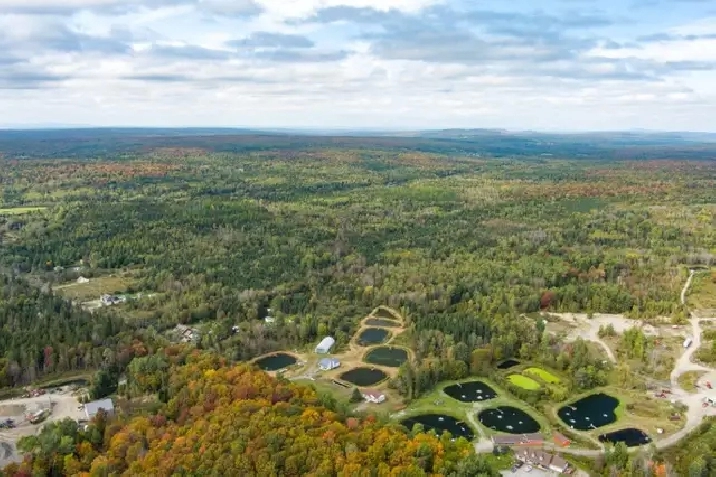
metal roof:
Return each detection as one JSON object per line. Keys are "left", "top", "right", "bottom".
{"left": 85, "top": 398, "right": 114, "bottom": 418}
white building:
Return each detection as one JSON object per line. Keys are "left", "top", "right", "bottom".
{"left": 84, "top": 398, "right": 115, "bottom": 419}
{"left": 362, "top": 389, "right": 385, "bottom": 404}
{"left": 318, "top": 358, "right": 340, "bottom": 370}
{"left": 315, "top": 336, "right": 335, "bottom": 354}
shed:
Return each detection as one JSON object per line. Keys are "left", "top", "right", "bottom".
{"left": 84, "top": 398, "right": 115, "bottom": 419}
{"left": 318, "top": 358, "right": 340, "bottom": 370}
{"left": 315, "top": 337, "right": 335, "bottom": 354}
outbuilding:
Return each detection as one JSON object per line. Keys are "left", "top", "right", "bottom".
{"left": 318, "top": 358, "right": 340, "bottom": 370}
{"left": 315, "top": 337, "right": 335, "bottom": 354}
{"left": 84, "top": 398, "right": 115, "bottom": 420}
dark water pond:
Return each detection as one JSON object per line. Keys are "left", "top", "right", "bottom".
{"left": 365, "top": 318, "right": 401, "bottom": 328}
{"left": 363, "top": 347, "right": 408, "bottom": 367}
{"left": 340, "top": 367, "right": 388, "bottom": 386}
{"left": 598, "top": 428, "right": 650, "bottom": 447}
{"left": 444, "top": 381, "right": 497, "bottom": 402}
{"left": 254, "top": 353, "right": 297, "bottom": 371}
{"left": 478, "top": 406, "right": 540, "bottom": 434}
{"left": 497, "top": 359, "right": 520, "bottom": 369}
{"left": 401, "top": 414, "right": 474, "bottom": 440}
{"left": 558, "top": 393, "right": 619, "bottom": 430}
{"left": 357, "top": 328, "right": 390, "bottom": 345}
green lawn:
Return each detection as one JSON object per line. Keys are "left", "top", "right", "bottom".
{"left": 0, "top": 206, "right": 47, "bottom": 215}
{"left": 523, "top": 367, "right": 561, "bottom": 384}
{"left": 507, "top": 374, "right": 542, "bottom": 390}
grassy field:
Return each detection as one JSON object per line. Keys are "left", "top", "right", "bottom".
{"left": 507, "top": 374, "right": 541, "bottom": 390}
{"left": 677, "top": 370, "right": 707, "bottom": 392}
{"left": 523, "top": 367, "right": 561, "bottom": 384}
{"left": 54, "top": 274, "right": 136, "bottom": 301}
{"left": 688, "top": 271, "right": 716, "bottom": 309}
{"left": 0, "top": 206, "right": 47, "bottom": 215}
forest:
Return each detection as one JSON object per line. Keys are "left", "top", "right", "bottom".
{"left": 3, "top": 350, "right": 499, "bottom": 477}
{"left": 1, "top": 134, "right": 715, "bottom": 474}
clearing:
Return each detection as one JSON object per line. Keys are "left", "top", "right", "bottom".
{"left": 0, "top": 387, "right": 85, "bottom": 468}
{"left": 523, "top": 367, "right": 561, "bottom": 385}
{"left": 54, "top": 274, "right": 136, "bottom": 302}
{"left": 508, "top": 375, "right": 542, "bottom": 390}
{"left": 0, "top": 207, "right": 47, "bottom": 215}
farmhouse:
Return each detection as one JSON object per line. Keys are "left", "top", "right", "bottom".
{"left": 514, "top": 448, "right": 570, "bottom": 474}
{"left": 315, "top": 337, "right": 335, "bottom": 354}
{"left": 318, "top": 358, "right": 340, "bottom": 371}
{"left": 85, "top": 398, "right": 115, "bottom": 420}
{"left": 362, "top": 389, "right": 385, "bottom": 404}
{"left": 492, "top": 433, "right": 544, "bottom": 447}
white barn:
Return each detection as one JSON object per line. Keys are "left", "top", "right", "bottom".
{"left": 318, "top": 358, "right": 340, "bottom": 370}
{"left": 315, "top": 337, "right": 335, "bottom": 354}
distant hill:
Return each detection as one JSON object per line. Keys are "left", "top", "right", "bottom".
{"left": 0, "top": 127, "right": 715, "bottom": 160}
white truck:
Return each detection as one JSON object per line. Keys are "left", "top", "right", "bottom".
{"left": 683, "top": 337, "right": 693, "bottom": 349}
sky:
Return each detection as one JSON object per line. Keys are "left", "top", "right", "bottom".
{"left": 1, "top": 0, "right": 716, "bottom": 131}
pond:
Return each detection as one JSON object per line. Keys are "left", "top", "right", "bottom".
{"left": 339, "top": 367, "right": 388, "bottom": 386}
{"left": 444, "top": 380, "right": 497, "bottom": 402}
{"left": 254, "top": 353, "right": 297, "bottom": 371}
{"left": 558, "top": 393, "right": 619, "bottom": 430}
{"left": 478, "top": 406, "right": 541, "bottom": 434}
{"left": 401, "top": 414, "right": 474, "bottom": 440}
{"left": 497, "top": 359, "right": 520, "bottom": 370}
{"left": 364, "top": 318, "right": 402, "bottom": 328}
{"left": 357, "top": 328, "right": 390, "bottom": 345}
{"left": 598, "top": 428, "right": 650, "bottom": 447}
{"left": 363, "top": 347, "right": 409, "bottom": 367}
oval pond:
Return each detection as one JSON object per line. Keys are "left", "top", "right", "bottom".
{"left": 497, "top": 359, "right": 520, "bottom": 370}
{"left": 401, "top": 414, "right": 474, "bottom": 440}
{"left": 254, "top": 353, "right": 297, "bottom": 371}
{"left": 340, "top": 367, "right": 388, "bottom": 387}
{"left": 363, "top": 346, "right": 408, "bottom": 367}
{"left": 444, "top": 380, "right": 497, "bottom": 402}
{"left": 558, "top": 393, "right": 619, "bottom": 430}
{"left": 598, "top": 428, "right": 650, "bottom": 447}
{"left": 357, "top": 328, "right": 390, "bottom": 345}
{"left": 478, "top": 406, "right": 541, "bottom": 434}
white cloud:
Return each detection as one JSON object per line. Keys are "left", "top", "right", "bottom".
{"left": 1, "top": 1, "right": 716, "bottom": 130}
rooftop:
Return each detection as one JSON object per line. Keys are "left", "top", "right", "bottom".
{"left": 85, "top": 398, "right": 114, "bottom": 418}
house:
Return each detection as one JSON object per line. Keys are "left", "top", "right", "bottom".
{"left": 315, "top": 336, "right": 335, "bottom": 354}
{"left": 362, "top": 389, "right": 385, "bottom": 404}
{"left": 77, "top": 276, "right": 90, "bottom": 284}
{"left": 514, "top": 448, "right": 569, "bottom": 474}
{"left": 318, "top": 358, "right": 340, "bottom": 371}
{"left": 100, "top": 294, "right": 124, "bottom": 306}
{"left": 84, "top": 398, "right": 114, "bottom": 420}
{"left": 492, "top": 433, "right": 544, "bottom": 447}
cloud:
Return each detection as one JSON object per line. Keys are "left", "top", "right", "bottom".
{"left": 1, "top": 0, "right": 716, "bottom": 130}
{"left": 228, "top": 32, "right": 315, "bottom": 49}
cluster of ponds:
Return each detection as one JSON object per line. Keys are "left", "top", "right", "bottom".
{"left": 478, "top": 406, "right": 541, "bottom": 434}
{"left": 340, "top": 367, "right": 388, "bottom": 386}
{"left": 255, "top": 353, "right": 297, "bottom": 371}
{"left": 557, "top": 393, "right": 619, "bottom": 430}
{"left": 357, "top": 328, "right": 390, "bottom": 345}
{"left": 363, "top": 347, "right": 408, "bottom": 367}
{"left": 400, "top": 414, "right": 475, "bottom": 440}
{"left": 443, "top": 380, "right": 497, "bottom": 402}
